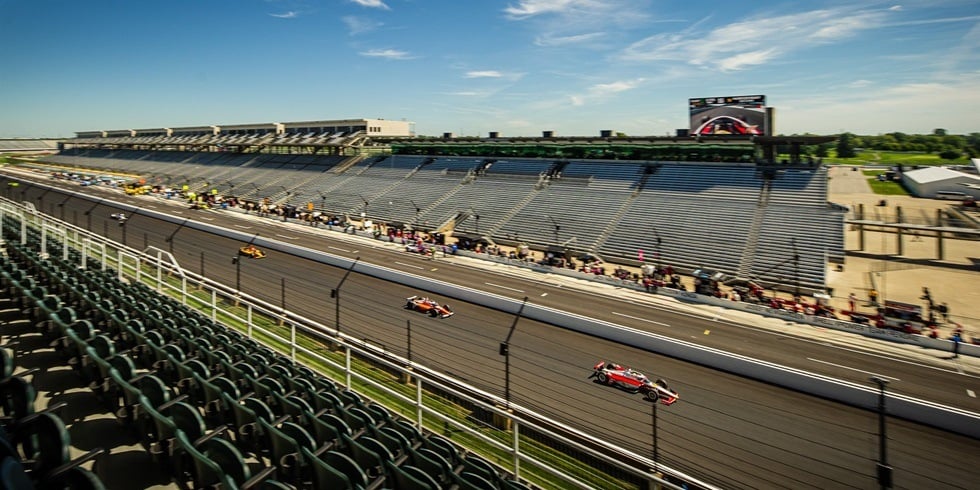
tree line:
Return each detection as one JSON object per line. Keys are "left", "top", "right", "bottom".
{"left": 829, "top": 129, "right": 980, "bottom": 160}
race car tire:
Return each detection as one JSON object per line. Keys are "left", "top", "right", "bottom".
{"left": 645, "top": 390, "right": 660, "bottom": 402}
{"left": 596, "top": 373, "right": 608, "bottom": 384}
{"left": 656, "top": 379, "right": 669, "bottom": 389}
{"left": 429, "top": 310, "right": 438, "bottom": 317}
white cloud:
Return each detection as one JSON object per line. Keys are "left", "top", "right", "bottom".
{"left": 621, "top": 7, "right": 891, "bottom": 71}
{"left": 567, "top": 78, "right": 644, "bottom": 107}
{"left": 269, "top": 11, "right": 298, "bottom": 19}
{"left": 350, "top": 0, "right": 389, "bottom": 10}
{"left": 716, "top": 49, "right": 776, "bottom": 71}
{"left": 848, "top": 79, "right": 873, "bottom": 88}
{"left": 465, "top": 71, "right": 503, "bottom": 79}
{"left": 359, "top": 49, "right": 413, "bottom": 60}
{"left": 778, "top": 72, "right": 980, "bottom": 134}
{"left": 342, "top": 16, "right": 382, "bottom": 35}
{"left": 589, "top": 78, "right": 644, "bottom": 95}
{"left": 889, "top": 5, "right": 903, "bottom": 11}
{"left": 504, "top": 0, "right": 603, "bottom": 19}
{"left": 534, "top": 32, "right": 604, "bottom": 46}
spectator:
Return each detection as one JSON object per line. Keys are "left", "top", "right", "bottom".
{"left": 868, "top": 288, "right": 879, "bottom": 306}
{"left": 921, "top": 286, "right": 934, "bottom": 310}
{"left": 939, "top": 302, "right": 949, "bottom": 322}
{"left": 951, "top": 331, "right": 962, "bottom": 358}
{"left": 848, "top": 293, "right": 857, "bottom": 312}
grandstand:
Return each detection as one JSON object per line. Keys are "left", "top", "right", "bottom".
{"left": 35, "top": 122, "right": 843, "bottom": 291}
{"left": 0, "top": 138, "right": 60, "bottom": 153}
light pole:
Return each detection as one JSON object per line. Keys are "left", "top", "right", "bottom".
{"left": 358, "top": 195, "right": 369, "bottom": 228}
{"left": 546, "top": 215, "right": 560, "bottom": 247}
{"left": 500, "top": 296, "right": 528, "bottom": 409}
{"left": 36, "top": 188, "right": 52, "bottom": 211}
{"left": 410, "top": 200, "right": 421, "bottom": 230}
{"left": 791, "top": 238, "right": 800, "bottom": 299}
{"left": 165, "top": 218, "right": 189, "bottom": 254}
{"left": 18, "top": 181, "right": 32, "bottom": 201}
{"left": 119, "top": 206, "right": 146, "bottom": 247}
{"left": 232, "top": 252, "right": 242, "bottom": 305}
{"left": 330, "top": 257, "right": 360, "bottom": 336}
{"left": 57, "top": 194, "right": 74, "bottom": 221}
{"left": 84, "top": 198, "right": 105, "bottom": 231}
{"left": 870, "top": 376, "right": 892, "bottom": 489}
{"left": 652, "top": 397, "right": 659, "bottom": 467}
{"left": 231, "top": 234, "right": 259, "bottom": 306}
{"left": 652, "top": 227, "right": 663, "bottom": 272}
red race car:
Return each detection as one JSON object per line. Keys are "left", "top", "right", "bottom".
{"left": 694, "top": 115, "right": 761, "bottom": 135}
{"left": 589, "top": 361, "right": 679, "bottom": 405}
{"left": 405, "top": 295, "right": 454, "bottom": 318}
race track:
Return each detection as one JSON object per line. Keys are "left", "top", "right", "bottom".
{"left": 14, "top": 180, "right": 980, "bottom": 490}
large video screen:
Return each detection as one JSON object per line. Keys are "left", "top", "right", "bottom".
{"left": 689, "top": 95, "right": 766, "bottom": 136}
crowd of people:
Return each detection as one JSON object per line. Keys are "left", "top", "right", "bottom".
{"left": 165, "top": 187, "right": 976, "bottom": 348}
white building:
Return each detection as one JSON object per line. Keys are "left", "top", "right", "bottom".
{"left": 901, "top": 166, "right": 980, "bottom": 199}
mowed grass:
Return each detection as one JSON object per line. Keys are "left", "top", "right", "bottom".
{"left": 862, "top": 170, "right": 910, "bottom": 195}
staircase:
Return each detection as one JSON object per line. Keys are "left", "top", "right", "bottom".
{"left": 735, "top": 179, "right": 772, "bottom": 278}
{"left": 331, "top": 154, "right": 370, "bottom": 174}
{"left": 590, "top": 194, "right": 641, "bottom": 253}
{"left": 484, "top": 187, "right": 543, "bottom": 237}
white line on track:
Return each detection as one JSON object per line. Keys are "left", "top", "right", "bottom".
{"left": 395, "top": 262, "right": 423, "bottom": 270}
{"left": 968, "top": 389, "right": 976, "bottom": 398}
{"left": 234, "top": 224, "right": 251, "bottom": 229}
{"left": 276, "top": 234, "right": 299, "bottom": 240}
{"left": 812, "top": 344, "right": 980, "bottom": 379}
{"left": 611, "top": 311, "right": 670, "bottom": 327}
{"left": 199, "top": 217, "right": 214, "bottom": 221}
{"left": 484, "top": 282, "right": 525, "bottom": 293}
{"left": 328, "top": 246, "right": 352, "bottom": 252}
{"left": 807, "top": 358, "right": 900, "bottom": 381}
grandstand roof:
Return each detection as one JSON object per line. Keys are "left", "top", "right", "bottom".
{"left": 754, "top": 135, "right": 837, "bottom": 145}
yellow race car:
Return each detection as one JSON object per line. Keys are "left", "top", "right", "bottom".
{"left": 238, "top": 245, "right": 266, "bottom": 259}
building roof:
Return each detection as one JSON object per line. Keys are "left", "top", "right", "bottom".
{"left": 903, "top": 166, "right": 980, "bottom": 184}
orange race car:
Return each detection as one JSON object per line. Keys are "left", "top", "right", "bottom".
{"left": 405, "top": 295, "right": 454, "bottom": 318}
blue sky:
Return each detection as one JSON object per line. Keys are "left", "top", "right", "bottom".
{"left": 1, "top": 0, "right": 977, "bottom": 138}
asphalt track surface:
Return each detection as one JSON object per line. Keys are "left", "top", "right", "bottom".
{"left": 9, "top": 179, "right": 980, "bottom": 490}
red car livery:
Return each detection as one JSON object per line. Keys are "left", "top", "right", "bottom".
{"left": 695, "top": 115, "right": 761, "bottom": 135}
{"left": 405, "top": 295, "right": 454, "bottom": 318}
{"left": 590, "top": 361, "right": 679, "bottom": 405}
